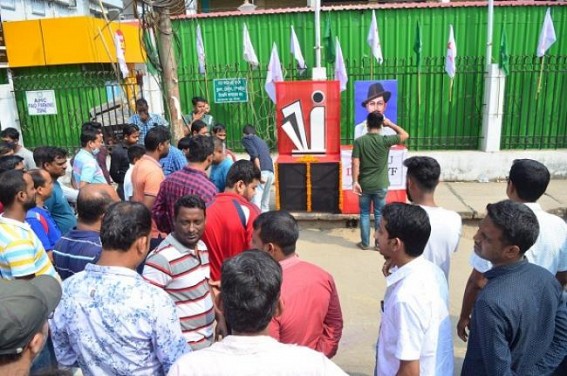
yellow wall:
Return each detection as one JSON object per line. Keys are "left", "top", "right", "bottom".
{"left": 3, "top": 16, "right": 145, "bottom": 67}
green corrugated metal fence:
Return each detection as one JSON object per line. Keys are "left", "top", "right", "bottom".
{"left": 12, "top": 64, "right": 136, "bottom": 152}
{"left": 173, "top": 3, "right": 567, "bottom": 150}
{"left": 11, "top": 4, "right": 567, "bottom": 151}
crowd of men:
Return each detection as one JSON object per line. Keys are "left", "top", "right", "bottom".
{"left": 0, "top": 98, "right": 566, "bottom": 376}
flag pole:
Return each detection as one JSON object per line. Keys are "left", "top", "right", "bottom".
{"left": 417, "top": 72, "right": 421, "bottom": 106}
{"left": 370, "top": 58, "right": 374, "bottom": 80}
{"left": 449, "top": 78, "right": 453, "bottom": 103}
{"left": 312, "top": 0, "right": 326, "bottom": 80}
{"left": 536, "top": 56, "right": 545, "bottom": 100}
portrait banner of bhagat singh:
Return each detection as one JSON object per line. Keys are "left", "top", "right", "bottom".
{"left": 353, "top": 80, "right": 398, "bottom": 139}
{"left": 342, "top": 79, "right": 406, "bottom": 193}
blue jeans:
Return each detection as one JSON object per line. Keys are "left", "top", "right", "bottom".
{"left": 358, "top": 189, "right": 388, "bottom": 247}
{"left": 252, "top": 170, "right": 274, "bottom": 213}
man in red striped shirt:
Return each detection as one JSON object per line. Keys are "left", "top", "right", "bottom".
{"left": 143, "top": 195, "right": 225, "bottom": 350}
{"left": 152, "top": 136, "right": 217, "bottom": 235}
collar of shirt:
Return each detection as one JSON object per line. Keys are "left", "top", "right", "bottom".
{"left": 132, "top": 113, "right": 160, "bottom": 126}
{"left": 84, "top": 263, "right": 140, "bottom": 279}
{"left": 140, "top": 154, "right": 162, "bottom": 169}
{"left": 218, "top": 335, "right": 280, "bottom": 353}
{"left": 524, "top": 202, "right": 543, "bottom": 213}
{"left": 165, "top": 233, "right": 204, "bottom": 257}
{"left": 385, "top": 256, "right": 427, "bottom": 287}
{"left": 484, "top": 258, "right": 528, "bottom": 280}
{"left": 279, "top": 254, "right": 301, "bottom": 270}
{"left": 182, "top": 165, "right": 208, "bottom": 178}
{"left": 0, "top": 214, "right": 31, "bottom": 230}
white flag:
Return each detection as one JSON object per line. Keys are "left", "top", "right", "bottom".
{"left": 536, "top": 8, "right": 556, "bottom": 57}
{"left": 243, "top": 24, "right": 259, "bottom": 68}
{"left": 367, "top": 10, "right": 383, "bottom": 64}
{"left": 196, "top": 24, "right": 206, "bottom": 75}
{"left": 265, "top": 43, "right": 284, "bottom": 103}
{"left": 334, "top": 37, "right": 348, "bottom": 92}
{"left": 445, "top": 24, "right": 457, "bottom": 78}
{"left": 113, "top": 31, "right": 129, "bottom": 78}
{"left": 290, "top": 26, "right": 307, "bottom": 73}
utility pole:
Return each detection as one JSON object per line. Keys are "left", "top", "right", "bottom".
{"left": 156, "top": 8, "right": 184, "bottom": 143}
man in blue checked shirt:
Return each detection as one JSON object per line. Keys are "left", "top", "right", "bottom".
{"left": 50, "top": 202, "right": 190, "bottom": 376}
{"left": 128, "top": 98, "right": 169, "bottom": 144}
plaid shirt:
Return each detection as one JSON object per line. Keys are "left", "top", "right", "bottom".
{"left": 152, "top": 166, "right": 218, "bottom": 234}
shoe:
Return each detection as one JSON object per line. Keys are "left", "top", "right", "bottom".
{"left": 356, "top": 242, "right": 370, "bottom": 250}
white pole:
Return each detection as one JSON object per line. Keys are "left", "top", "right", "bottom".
{"left": 486, "top": 0, "right": 494, "bottom": 66}
{"left": 314, "top": 0, "right": 321, "bottom": 68}
{"left": 312, "top": 0, "right": 327, "bottom": 79}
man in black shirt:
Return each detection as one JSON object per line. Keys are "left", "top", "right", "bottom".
{"left": 110, "top": 124, "right": 139, "bottom": 200}
{"left": 462, "top": 200, "right": 567, "bottom": 375}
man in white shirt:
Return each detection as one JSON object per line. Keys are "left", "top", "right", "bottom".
{"left": 457, "top": 159, "right": 567, "bottom": 342}
{"left": 403, "top": 156, "right": 462, "bottom": 280}
{"left": 168, "top": 250, "right": 347, "bottom": 376}
{"left": 375, "top": 203, "right": 453, "bottom": 376}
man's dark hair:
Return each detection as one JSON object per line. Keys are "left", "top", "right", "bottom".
{"left": 382, "top": 203, "right": 431, "bottom": 258}
{"left": 192, "top": 96, "right": 206, "bottom": 106}
{"left": 0, "top": 169, "right": 26, "bottom": 206}
{"left": 144, "top": 125, "right": 170, "bottom": 152}
{"left": 0, "top": 142, "right": 14, "bottom": 156}
{"left": 0, "top": 155, "right": 24, "bottom": 173}
{"left": 212, "top": 123, "right": 226, "bottom": 134}
{"left": 226, "top": 160, "right": 261, "bottom": 188}
{"left": 174, "top": 194, "right": 206, "bottom": 220}
{"left": 77, "top": 190, "right": 115, "bottom": 225}
{"left": 80, "top": 124, "right": 102, "bottom": 147}
{"left": 0, "top": 127, "right": 20, "bottom": 141}
{"left": 252, "top": 211, "right": 298, "bottom": 255}
{"left": 123, "top": 124, "right": 140, "bottom": 137}
{"left": 28, "top": 169, "right": 47, "bottom": 189}
{"left": 82, "top": 121, "right": 102, "bottom": 131}
{"left": 508, "top": 159, "right": 550, "bottom": 202}
{"left": 187, "top": 135, "right": 214, "bottom": 163}
{"left": 33, "top": 146, "right": 68, "bottom": 168}
{"left": 221, "top": 250, "right": 282, "bottom": 334}
{"left": 191, "top": 120, "right": 207, "bottom": 135}
{"left": 403, "top": 156, "right": 441, "bottom": 192}
{"left": 135, "top": 98, "right": 148, "bottom": 108}
{"left": 242, "top": 124, "right": 256, "bottom": 135}
{"left": 486, "top": 200, "right": 539, "bottom": 254}
{"left": 100, "top": 202, "right": 151, "bottom": 252}
{"left": 367, "top": 111, "right": 384, "bottom": 130}
{"left": 178, "top": 136, "right": 191, "bottom": 151}
{"left": 127, "top": 144, "right": 145, "bottom": 164}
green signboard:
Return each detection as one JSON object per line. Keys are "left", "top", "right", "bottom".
{"left": 213, "top": 78, "right": 248, "bottom": 104}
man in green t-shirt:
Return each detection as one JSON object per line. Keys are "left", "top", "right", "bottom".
{"left": 352, "top": 111, "right": 409, "bottom": 250}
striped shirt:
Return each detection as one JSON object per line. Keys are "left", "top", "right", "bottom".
{"left": 52, "top": 229, "right": 102, "bottom": 281}
{"left": 143, "top": 234, "right": 214, "bottom": 350}
{"left": 0, "top": 215, "right": 59, "bottom": 280}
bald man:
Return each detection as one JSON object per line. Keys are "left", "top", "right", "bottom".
{"left": 52, "top": 184, "right": 120, "bottom": 280}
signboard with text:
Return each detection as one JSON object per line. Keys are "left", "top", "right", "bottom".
{"left": 213, "top": 78, "right": 248, "bottom": 103}
{"left": 26, "top": 90, "right": 58, "bottom": 116}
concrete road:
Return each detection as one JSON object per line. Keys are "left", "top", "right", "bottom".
{"left": 296, "top": 223, "right": 476, "bottom": 375}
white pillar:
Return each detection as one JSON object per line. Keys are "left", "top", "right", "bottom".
{"left": 480, "top": 63, "right": 506, "bottom": 152}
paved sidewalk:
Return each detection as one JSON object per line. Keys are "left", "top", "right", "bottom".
{"left": 289, "top": 179, "right": 567, "bottom": 222}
